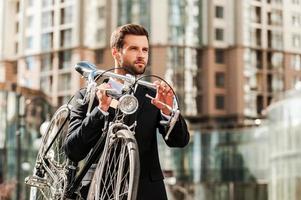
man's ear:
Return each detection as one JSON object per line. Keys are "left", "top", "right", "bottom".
{"left": 112, "top": 48, "right": 120, "bottom": 60}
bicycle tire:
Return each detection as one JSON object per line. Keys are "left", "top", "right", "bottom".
{"left": 87, "top": 129, "right": 140, "bottom": 200}
{"left": 26, "top": 104, "right": 71, "bottom": 200}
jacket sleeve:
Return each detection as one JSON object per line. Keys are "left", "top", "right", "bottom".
{"left": 157, "top": 112, "right": 190, "bottom": 148}
{"left": 63, "top": 89, "right": 107, "bottom": 162}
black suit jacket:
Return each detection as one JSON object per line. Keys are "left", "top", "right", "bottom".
{"left": 64, "top": 85, "right": 190, "bottom": 200}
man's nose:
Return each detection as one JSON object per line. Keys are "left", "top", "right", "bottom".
{"left": 137, "top": 49, "right": 146, "bottom": 57}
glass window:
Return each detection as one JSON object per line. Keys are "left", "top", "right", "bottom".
{"left": 60, "top": 29, "right": 72, "bottom": 47}
{"left": 60, "top": 6, "right": 73, "bottom": 25}
{"left": 215, "top": 28, "right": 224, "bottom": 41}
{"left": 28, "top": 0, "right": 34, "bottom": 7}
{"left": 27, "top": 15, "right": 34, "bottom": 29}
{"left": 16, "top": 2, "right": 20, "bottom": 13}
{"left": 251, "top": 6, "right": 261, "bottom": 23}
{"left": 215, "top": 49, "right": 224, "bottom": 64}
{"left": 42, "top": 11, "right": 54, "bottom": 28}
{"left": 268, "top": 9, "right": 282, "bottom": 26}
{"left": 96, "top": 28, "right": 105, "bottom": 43}
{"left": 291, "top": 54, "right": 301, "bottom": 71}
{"left": 215, "top": 72, "right": 225, "bottom": 88}
{"left": 292, "top": 34, "right": 301, "bottom": 48}
{"left": 215, "top": 6, "right": 224, "bottom": 19}
{"left": 41, "top": 54, "right": 53, "bottom": 72}
{"left": 59, "top": 50, "right": 72, "bottom": 69}
{"left": 41, "top": 32, "right": 53, "bottom": 51}
{"left": 95, "top": 49, "right": 104, "bottom": 64}
{"left": 58, "top": 95, "right": 71, "bottom": 105}
{"left": 98, "top": 6, "right": 105, "bottom": 19}
{"left": 26, "top": 36, "right": 33, "bottom": 49}
{"left": 292, "top": 14, "right": 301, "bottom": 27}
{"left": 40, "top": 76, "right": 52, "bottom": 94}
{"left": 58, "top": 74, "right": 71, "bottom": 91}
{"left": 25, "top": 56, "right": 35, "bottom": 71}
{"left": 42, "top": 0, "right": 54, "bottom": 7}
{"left": 215, "top": 95, "right": 225, "bottom": 110}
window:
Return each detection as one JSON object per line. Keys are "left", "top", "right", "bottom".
{"left": 215, "top": 49, "right": 224, "bottom": 64}
{"left": 41, "top": 54, "right": 53, "bottom": 72}
{"left": 292, "top": 14, "right": 301, "bottom": 27}
{"left": 215, "top": 73, "right": 225, "bottom": 88}
{"left": 95, "top": 49, "right": 104, "bottom": 64}
{"left": 60, "top": 6, "right": 73, "bottom": 25}
{"left": 291, "top": 54, "right": 301, "bottom": 70}
{"left": 292, "top": 34, "right": 301, "bottom": 48}
{"left": 96, "top": 28, "right": 105, "bottom": 43}
{"left": 268, "top": 30, "right": 283, "bottom": 49}
{"left": 60, "top": 29, "right": 72, "bottom": 47}
{"left": 58, "top": 74, "right": 71, "bottom": 91}
{"left": 251, "top": 6, "right": 261, "bottom": 23}
{"left": 41, "top": 32, "right": 53, "bottom": 50}
{"left": 267, "top": 52, "right": 283, "bottom": 69}
{"left": 26, "top": 36, "right": 33, "bottom": 49}
{"left": 58, "top": 95, "right": 71, "bottom": 106}
{"left": 40, "top": 76, "right": 53, "bottom": 94}
{"left": 98, "top": 6, "right": 105, "bottom": 19}
{"left": 215, "top": 95, "right": 225, "bottom": 110}
{"left": 15, "top": 22, "right": 19, "bottom": 33}
{"left": 42, "top": 0, "right": 54, "bottom": 7}
{"left": 42, "top": 11, "right": 54, "bottom": 28}
{"left": 59, "top": 50, "right": 72, "bottom": 69}
{"left": 16, "top": 1, "right": 20, "bottom": 13}
{"left": 28, "top": 0, "right": 34, "bottom": 7}
{"left": 25, "top": 56, "right": 35, "bottom": 71}
{"left": 215, "top": 28, "right": 224, "bottom": 41}
{"left": 27, "top": 15, "right": 33, "bottom": 29}
{"left": 215, "top": 6, "right": 224, "bottom": 19}
{"left": 268, "top": 10, "right": 282, "bottom": 26}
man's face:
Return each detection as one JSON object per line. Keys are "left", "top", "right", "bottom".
{"left": 115, "top": 35, "right": 149, "bottom": 75}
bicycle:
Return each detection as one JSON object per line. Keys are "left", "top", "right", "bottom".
{"left": 25, "top": 61, "right": 180, "bottom": 200}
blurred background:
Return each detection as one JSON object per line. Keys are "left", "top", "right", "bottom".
{"left": 1, "top": 0, "right": 301, "bottom": 199}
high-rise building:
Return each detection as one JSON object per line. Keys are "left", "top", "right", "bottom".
{"left": 1, "top": 1, "right": 301, "bottom": 199}
{"left": 1, "top": 0, "right": 301, "bottom": 122}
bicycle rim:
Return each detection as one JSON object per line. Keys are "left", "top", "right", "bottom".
{"left": 28, "top": 104, "right": 71, "bottom": 200}
{"left": 91, "top": 129, "right": 140, "bottom": 200}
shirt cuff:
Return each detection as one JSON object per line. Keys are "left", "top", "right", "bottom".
{"left": 97, "top": 107, "right": 109, "bottom": 116}
{"left": 161, "top": 111, "right": 171, "bottom": 120}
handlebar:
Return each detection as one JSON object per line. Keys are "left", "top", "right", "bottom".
{"left": 75, "top": 61, "right": 155, "bottom": 89}
{"left": 74, "top": 61, "right": 179, "bottom": 140}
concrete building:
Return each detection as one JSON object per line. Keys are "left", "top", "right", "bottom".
{"left": 1, "top": 0, "right": 301, "bottom": 200}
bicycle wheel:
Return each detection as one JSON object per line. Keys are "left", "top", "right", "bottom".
{"left": 88, "top": 129, "right": 140, "bottom": 200}
{"left": 26, "top": 104, "right": 71, "bottom": 200}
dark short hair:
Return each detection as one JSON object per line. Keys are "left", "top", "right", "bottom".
{"left": 110, "top": 24, "right": 149, "bottom": 49}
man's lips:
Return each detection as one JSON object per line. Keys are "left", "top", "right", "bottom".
{"left": 135, "top": 61, "right": 145, "bottom": 65}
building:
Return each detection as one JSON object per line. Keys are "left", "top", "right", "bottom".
{"left": 1, "top": 0, "right": 301, "bottom": 199}
{"left": 2, "top": 0, "right": 301, "bottom": 125}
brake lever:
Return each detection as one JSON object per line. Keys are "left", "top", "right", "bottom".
{"left": 145, "top": 93, "right": 180, "bottom": 140}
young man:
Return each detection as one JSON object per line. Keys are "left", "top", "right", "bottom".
{"left": 64, "top": 24, "right": 190, "bottom": 200}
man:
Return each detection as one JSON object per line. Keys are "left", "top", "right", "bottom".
{"left": 64, "top": 24, "right": 190, "bottom": 200}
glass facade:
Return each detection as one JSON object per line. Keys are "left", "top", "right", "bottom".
{"left": 267, "top": 90, "right": 301, "bottom": 200}
{"left": 166, "top": 0, "right": 201, "bottom": 116}
{"left": 117, "top": 0, "right": 150, "bottom": 31}
{"left": 158, "top": 126, "right": 269, "bottom": 200}
{"left": 0, "top": 89, "right": 52, "bottom": 200}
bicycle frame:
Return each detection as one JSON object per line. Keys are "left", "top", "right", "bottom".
{"left": 26, "top": 60, "right": 180, "bottom": 200}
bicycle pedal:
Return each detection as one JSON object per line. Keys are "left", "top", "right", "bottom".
{"left": 25, "top": 175, "right": 48, "bottom": 188}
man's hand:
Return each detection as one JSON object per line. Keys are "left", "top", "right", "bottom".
{"left": 151, "top": 81, "right": 174, "bottom": 116}
{"left": 96, "top": 83, "right": 112, "bottom": 112}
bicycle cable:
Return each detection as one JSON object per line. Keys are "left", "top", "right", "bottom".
{"left": 134, "top": 74, "right": 181, "bottom": 110}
